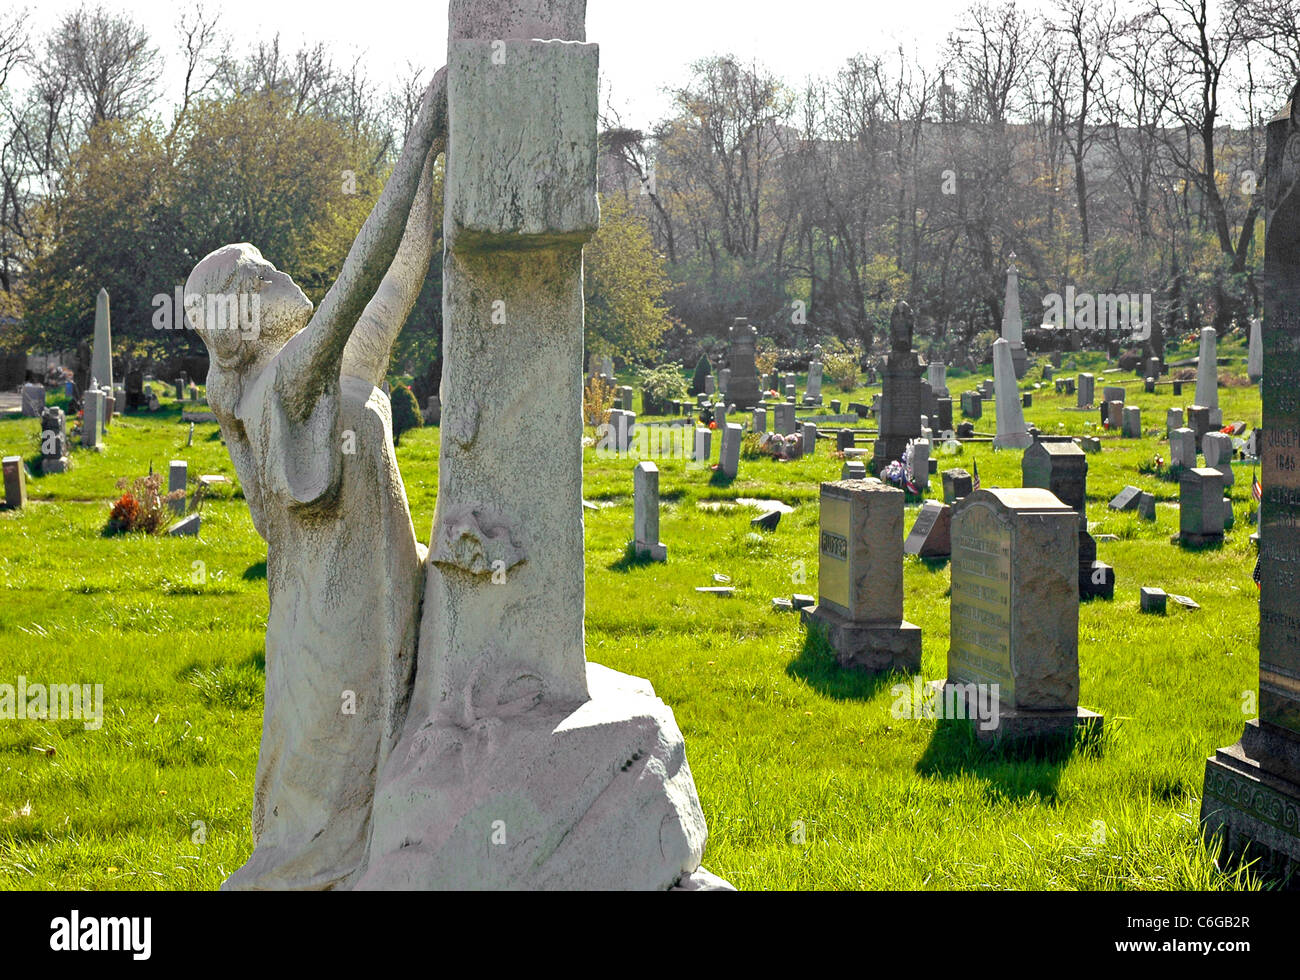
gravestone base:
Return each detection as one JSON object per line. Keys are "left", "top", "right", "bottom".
{"left": 634, "top": 541, "right": 668, "bottom": 561}
{"left": 929, "top": 680, "right": 1104, "bottom": 745}
{"left": 41, "top": 457, "right": 71, "bottom": 475}
{"left": 1175, "top": 530, "right": 1225, "bottom": 547}
{"left": 1201, "top": 734, "right": 1300, "bottom": 882}
{"left": 802, "top": 604, "right": 921, "bottom": 674}
{"left": 356, "top": 663, "right": 723, "bottom": 892}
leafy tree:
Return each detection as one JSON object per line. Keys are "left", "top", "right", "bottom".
{"left": 584, "top": 192, "right": 675, "bottom": 363}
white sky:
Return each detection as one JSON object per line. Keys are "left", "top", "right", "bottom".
{"left": 17, "top": 0, "right": 1059, "bottom": 128}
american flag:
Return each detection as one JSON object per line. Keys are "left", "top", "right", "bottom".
{"left": 1254, "top": 554, "right": 1262, "bottom": 589}
{"left": 1252, "top": 472, "right": 1263, "bottom": 503}
{"left": 972, "top": 459, "right": 981, "bottom": 491}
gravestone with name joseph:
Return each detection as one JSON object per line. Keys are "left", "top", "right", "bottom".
{"left": 802, "top": 479, "right": 921, "bottom": 673}
{"left": 932, "top": 488, "right": 1102, "bottom": 742}
{"left": 1202, "top": 83, "right": 1300, "bottom": 879}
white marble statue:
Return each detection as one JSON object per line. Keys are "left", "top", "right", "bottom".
{"left": 185, "top": 71, "right": 447, "bottom": 890}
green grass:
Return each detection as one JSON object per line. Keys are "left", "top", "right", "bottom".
{"left": 0, "top": 338, "right": 1272, "bottom": 889}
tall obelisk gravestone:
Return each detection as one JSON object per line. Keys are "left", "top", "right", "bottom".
{"left": 1201, "top": 84, "right": 1300, "bottom": 877}
{"left": 872, "top": 301, "right": 923, "bottom": 474}
{"left": 358, "top": 0, "right": 726, "bottom": 892}
{"left": 1002, "top": 253, "right": 1028, "bottom": 380}
{"left": 91, "top": 288, "right": 113, "bottom": 391}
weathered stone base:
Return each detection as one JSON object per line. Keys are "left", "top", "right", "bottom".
{"left": 1175, "top": 532, "right": 1224, "bottom": 547}
{"left": 41, "top": 457, "right": 71, "bottom": 475}
{"left": 356, "top": 663, "right": 723, "bottom": 891}
{"left": 929, "top": 680, "right": 1103, "bottom": 745}
{"left": 634, "top": 541, "right": 667, "bottom": 561}
{"left": 801, "top": 604, "right": 922, "bottom": 674}
{"left": 1201, "top": 733, "right": 1300, "bottom": 884}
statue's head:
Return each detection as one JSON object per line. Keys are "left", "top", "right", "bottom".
{"left": 184, "top": 244, "right": 313, "bottom": 370}
{"left": 890, "top": 300, "right": 914, "bottom": 351}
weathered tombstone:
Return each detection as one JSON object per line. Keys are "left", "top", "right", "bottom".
{"left": 1022, "top": 439, "right": 1111, "bottom": 599}
{"left": 773, "top": 402, "right": 795, "bottom": 435}
{"left": 693, "top": 427, "right": 711, "bottom": 464}
{"left": 1106, "top": 400, "right": 1124, "bottom": 429}
{"left": 175, "top": 378, "right": 185, "bottom": 401}
{"left": 1137, "top": 492, "right": 1156, "bottom": 521}
{"left": 942, "top": 467, "right": 973, "bottom": 504}
{"left": 703, "top": 375, "right": 715, "bottom": 397}
{"left": 718, "top": 368, "right": 730, "bottom": 395}
{"left": 1203, "top": 431, "right": 1236, "bottom": 487}
{"left": 1170, "top": 427, "right": 1197, "bottom": 469}
{"left": 841, "top": 460, "right": 867, "bottom": 480}
{"left": 1166, "top": 407, "right": 1184, "bottom": 438}
{"left": 39, "top": 407, "right": 70, "bottom": 474}
{"left": 725, "top": 318, "right": 762, "bottom": 410}
{"left": 992, "top": 339, "right": 1031, "bottom": 450}
{"left": 1122, "top": 405, "right": 1141, "bottom": 438}
{"left": 1147, "top": 356, "right": 1162, "bottom": 379}
{"left": 1021, "top": 392, "right": 1032, "bottom": 409}
{"left": 957, "top": 421, "right": 976, "bottom": 439}
{"left": 168, "top": 460, "right": 188, "bottom": 514}
{"left": 1001, "top": 254, "right": 1028, "bottom": 378}
{"left": 2, "top": 456, "right": 25, "bottom": 509}
{"left": 617, "top": 385, "right": 634, "bottom": 412}
{"left": 1109, "top": 486, "right": 1143, "bottom": 511}
{"left": 1144, "top": 377, "right": 1156, "bottom": 394}
{"left": 20, "top": 383, "right": 45, "bottom": 417}
{"left": 1078, "top": 436, "right": 1101, "bottom": 453}
{"left": 91, "top": 288, "right": 113, "bottom": 394}
{"left": 718, "top": 422, "right": 742, "bottom": 479}
{"left": 1186, "top": 405, "right": 1211, "bottom": 446}
{"left": 167, "top": 513, "right": 201, "bottom": 536}
{"left": 633, "top": 462, "right": 667, "bottom": 561}
{"left": 961, "top": 390, "right": 983, "bottom": 420}
{"left": 830, "top": 399, "right": 841, "bottom": 413}
{"left": 1248, "top": 317, "right": 1264, "bottom": 383}
{"left": 354, "top": 1, "right": 722, "bottom": 892}
{"left": 928, "top": 360, "right": 948, "bottom": 397}
{"left": 753, "top": 407, "right": 767, "bottom": 433}
{"left": 872, "top": 302, "right": 923, "bottom": 473}
{"left": 909, "top": 438, "right": 931, "bottom": 493}
{"left": 836, "top": 428, "right": 854, "bottom": 452}
{"left": 935, "top": 397, "right": 954, "bottom": 433}
{"left": 1076, "top": 373, "right": 1094, "bottom": 408}
{"left": 1103, "top": 385, "right": 1126, "bottom": 404}
{"left": 1140, "top": 587, "right": 1168, "bottom": 615}
{"left": 934, "top": 487, "right": 1100, "bottom": 742}
{"left": 1195, "top": 326, "right": 1222, "bottom": 427}
{"left": 802, "top": 479, "right": 921, "bottom": 673}
{"left": 690, "top": 355, "right": 712, "bottom": 396}
{"left": 1173, "top": 380, "right": 1184, "bottom": 396}
{"left": 904, "top": 500, "right": 952, "bottom": 558}
{"left": 81, "top": 390, "right": 104, "bottom": 449}
{"left": 801, "top": 421, "right": 818, "bottom": 456}
{"left": 606, "top": 409, "right": 633, "bottom": 453}
{"left": 1179, "top": 467, "right": 1225, "bottom": 545}
{"left": 804, "top": 346, "right": 823, "bottom": 404}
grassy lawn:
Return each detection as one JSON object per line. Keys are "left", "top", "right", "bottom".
{"left": 0, "top": 335, "right": 1270, "bottom": 890}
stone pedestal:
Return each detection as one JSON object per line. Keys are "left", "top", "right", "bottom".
{"left": 802, "top": 479, "right": 921, "bottom": 673}
{"left": 873, "top": 355, "right": 923, "bottom": 472}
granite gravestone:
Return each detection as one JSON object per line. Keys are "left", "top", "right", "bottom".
{"left": 718, "top": 422, "right": 742, "bottom": 479}
{"left": 904, "top": 500, "right": 952, "bottom": 558}
{"left": 1076, "top": 373, "right": 1094, "bottom": 409}
{"left": 801, "top": 479, "right": 921, "bottom": 673}
{"left": 934, "top": 488, "right": 1101, "bottom": 742}
{"left": 40, "top": 407, "right": 70, "bottom": 474}
{"left": 2, "top": 456, "right": 25, "bottom": 510}
{"left": 1179, "top": 467, "right": 1225, "bottom": 545}
{"left": 1194, "top": 326, "right": 1222, "bottom": 428}
{"left": 1022, "top": 440, "right": 1113, "bottom": 600}
{"left": 725, "top": 318, "right": 762, "bottom": 410}
{"left": 1001, "top": 254, "right": 1029, "bottom": 379}
{"left": 1201, "top": 86, "right": 1300, "bottom": 879}
{"left": 873, "top": 302, "right": 923, "bottom": 473}
{"left": 992, "top": 339, "right": 1031, "bottom": 450}
{"left": 633, "top": 462, "right": 668, "bottom": 561}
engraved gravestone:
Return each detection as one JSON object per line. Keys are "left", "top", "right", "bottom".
{"left": 934, "top": 488, "right": 1101, "bottom": 741}
{"left": 1201, "top": 84, "right": 1300, "bottom": 879}
{"left": 1077, "top": 373, "right": 1094, "bottom": 408}
{"left": 873, "top": 302, "right": 924, "bottom": 473}
{"left": 802, "top": 479, "right": 921, "bottom": 673}
{"left": 725, "top": 318, "right": 762, "bottom": 410}
{"left": 904, "top": 500, "right": 952, "bottom": 558}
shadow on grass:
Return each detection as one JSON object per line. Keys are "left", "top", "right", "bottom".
{"left": 784, "top": 626, "right": 906, "bottom": 703}
{"left": 916, "top": 711, "right": 1105, "bottom": 804}
{"left": 243, "top": 560, "right": 267, "bottom": 580}
{"left": 608, "top": 542, "right": 659, "bottom": 573}
{"left": 708, "top": 469, "right": 736, "bottom": 488}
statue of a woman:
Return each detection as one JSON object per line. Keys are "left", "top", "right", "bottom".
{"left": 184, "top": 70, "right": 446, "bottom": 890}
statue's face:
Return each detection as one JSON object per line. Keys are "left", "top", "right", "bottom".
{"left": 185, "top": 243, "right": 313, "bottom": 368}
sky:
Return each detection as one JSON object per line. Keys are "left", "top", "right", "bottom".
{"left": 17, "top": 0, "right": 1059, "bottom": 129}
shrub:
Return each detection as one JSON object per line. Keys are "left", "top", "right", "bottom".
{"left": 584, "top": 374, "right": 615, "bottom": 429}
{"left": 824, "top": 351, "right": 859, "bottom": 391}
{"left": 106, "top": 474, "right": 182, "bottom": 535}
{"left": 390, "top": 385, "right": 422, "bottom": 444}
{"left": 636, "top": 363, "right": 689, "bottom": 409}
{"left": 755, "top": 348, "right": 779, "bottom": 377}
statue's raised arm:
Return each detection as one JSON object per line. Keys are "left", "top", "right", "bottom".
{"left": 276, "top": 67, "right": 448, "bottom": 421}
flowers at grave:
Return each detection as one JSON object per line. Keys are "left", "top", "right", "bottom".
{"left": 105, "top": 474, "right": 184, "bottom": 535}
{"left": 709, "top": 421, "right": 717, "bottom": 430}
{"left": 880, "top": 458, "right": 907, "bottom": 489}
{"left": 754, "top": 431, "right": 802, "bottom": 460}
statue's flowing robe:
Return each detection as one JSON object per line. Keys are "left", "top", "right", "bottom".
{"left": 219, "top": 364, "right": 424, "bottom": 890}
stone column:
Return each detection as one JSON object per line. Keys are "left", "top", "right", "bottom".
{"left": 1001, "top": 253, "right": 1028, "bottom": 379}
{"left": 1194, "top": 326, "right": 1222, "bottom": 427}
{"left": 633, "top": 461, "right": 667, "bottom": 561}
{"left": 992, "top": 338, "right": 1031, "bottom": 449}
{"left": 91, "top": 288, "right": 113, "bottom": 394}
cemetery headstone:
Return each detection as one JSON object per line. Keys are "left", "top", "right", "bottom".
{"left": 1140, "top": 587, "right": 1168, "bottom": 615}
{"left": 753, "top": 407, "right": 767, "bottom": 433}
{"left": 725, "top": 318, "right": 762, "bottom": 410}
{"left": 872, "top": 302, "right": 923, "bottom": 473}
{"left": 633, "top": 462, "right": 668, "bottom": 561}
{"left": 942, "top": 467, "right": 973, "bottom": 504}
{"left": 91, "top": 287, "right": 113, "bottom": 394}
{"left": 841, "top": 460, "right": 867, "bottom": 480}
{"left": 693, "top": 427, "right": 711, "bottom": 464}
{"left": 2, "top": 456, "right": 25, "bottom": 509}
{"left": 1138, "top": 492, "right": 1156, "bottom": 521}
{"left": 20, "top": 383, "right": 44, "bottom": 417}
{"left": 1166, "top": 407, "right": 1184, "bottom": 438}
{"left": 1179, "top": 467, "right": 1225, "bottom": 545}
{"left": 1109, "top": 486, "right": 1143, "bottom": 511}
{"left": 1248, "top": 317, "right": 1264, "bottom": 383}
{"left": 934, "top": 487, "right": 1101, "bottom": 742}
{"left": 961, "top": 390, "right": 983, "bottom": 419}
{"left": 1170, "top": 427, "right": 1198, "bottom": 469}
{"left": 1173, "top": 380, "right": 1183, "bottom": 396}
{"left": 1195, "top": 326, "right": 1222, "bottom": 427}
{"left": 169, "top": 460, "right": 188, "bottom": 515}
{"left": 927, "top": 360, "right": 948, "bottom": 397}
{"left": 82, "top": 390, "right": 104, "bottom": 449}
{"left": 1001, "top": 254, "right": 1028, "bottom": 378}
{"left": 801, "top": 421, "right": 818, "bottom": 456}
{"left": 774, "top": 402, "right": 796, "bottom": 435}
{"left": 39, "top": 406, "right": 70, "bottom": 474}
{"left": 719, "top": 422, "right": 742, "bottom": 479}
{"left": 1203, "top": 431, "right": 1235, "bottom": 487}
{"left": 992, "top": 339, "right": 1031, "bottom": 449}
{"left": 802, "top": 479, "right": 921, "bottom": 673}
{"left": 904, "top": 500, "right": 952, "bottom": 558}
{"left": 1106, "top": 400, "right": 1124, "bottom": 429}
{"left": 1122, "top": 405, "right": 1141, "bottom": 438}
{"left": 935, "top": 397, "right": 954, "bottom": 433}
{"left": 1077, "top": 373, "right": 1095, "bottom": 408}
{"left": 836, "top": 428, "right": 854, "bottom": 452}
{"left": 1022, "top": 439, "right": 1112, "bottom": 599}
